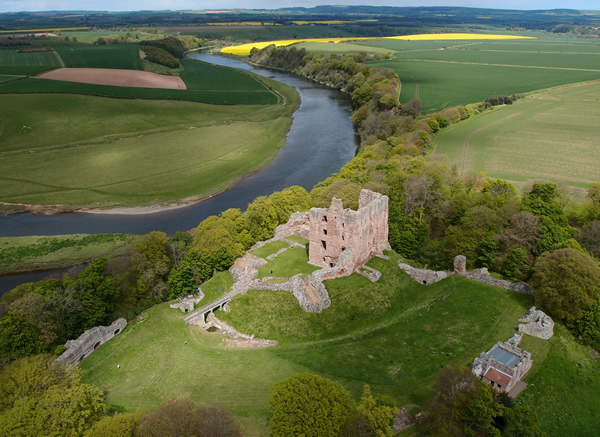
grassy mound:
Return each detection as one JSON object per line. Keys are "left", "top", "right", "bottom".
{"left": 82, "top": 252, "right": 600, "bottom": 436}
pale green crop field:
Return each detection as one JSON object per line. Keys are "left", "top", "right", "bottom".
{"left": 365, "top": 36, "right": 600, "bottom": 112}
{"left": 293, "top": 41, "right": 393, "bottom": 55}
{"left": 0, "top": 75, "right": 298, "bottom": 209}
{"left": 433, "top": 81, "right": 600, "bottom": 190}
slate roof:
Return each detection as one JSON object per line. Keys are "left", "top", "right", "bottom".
{"left": 489, "top": 347, "right": 520, "bottom": 368}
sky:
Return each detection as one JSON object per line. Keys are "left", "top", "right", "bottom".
{"left": 1, "top": 0, "right": 598, "bottom": 14}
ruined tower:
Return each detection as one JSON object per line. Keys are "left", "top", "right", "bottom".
{"left": 308, "top": 189, "right": 390, "bottom": 274}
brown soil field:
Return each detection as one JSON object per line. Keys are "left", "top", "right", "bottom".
{"left": 38, "top": 68, "right": 186, "bottom": 89}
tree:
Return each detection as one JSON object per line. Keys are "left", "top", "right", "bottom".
{"left": 424, "top": 366, "right": 502, "bottom": 437}
{"left": 135, "top": 399, "right": 241, "bottom": 437}
{"left": 531, "top": 248, "right": 600, "bottom": 323}
{"left": 84, "top": 414, "right": 135, "bottom": 437}
{"left": 355, "top": 385, "right": 397, "bottom": 437}
{"left": 0, "top": 355, "right": 105, "bottom": 436}
{"left": 0, "top": 315, "right": 47, "bottom": 362}
{"left": 267, "top": 373, "right": 355, "bottom": 437}
{"left": 167, "top": 260, "right": 196, "bottom": 299}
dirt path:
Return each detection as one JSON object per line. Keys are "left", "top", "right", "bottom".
{"left": 52, "top": 49, "right": 65, "bottom": 68}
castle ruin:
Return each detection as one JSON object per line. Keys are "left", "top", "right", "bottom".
{"left": 308, "top": 189, "right": 390, "bottom": 276}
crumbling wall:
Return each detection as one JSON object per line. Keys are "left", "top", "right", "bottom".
{"left": 518, "top": 306, "right": 554, "bottom": 339}
{"left": 398, "top": 262, "right": 451, "bottom": 285}
{"left": 203, "top": 313, "right": 276, "bottom": 347}
{"left": 273, "top": 211, "right": 310, "bottom": 239}
{"left": 170, "top": 289, "right": 205, "bottom": 313}
{"left": 308, "top": 189, "right": 390, "bottom": 272}
{"left": 56, "top": 318, "right": 127, "bottom": 367}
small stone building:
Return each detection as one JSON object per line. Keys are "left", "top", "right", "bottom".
{"left": 308, "top": 189, "right": 390, "bottom": 274}
{"left": 472, "top": 335, "right": 532, "bottom": 393}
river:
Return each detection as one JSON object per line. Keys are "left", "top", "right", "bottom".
{"left": 0, "top": 53, "right": 359, "bottom": 295}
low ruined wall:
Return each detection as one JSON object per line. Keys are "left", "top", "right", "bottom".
{"left": 204, "top": 313, "right": 276, "bottom": 347}
{"left": 56, "top": 318, "right": 127, "bottom": 367}
{"left": 518, "top": 307, "right": 554, "bottom": 339}
{"left": 463, "top": 270, "right": 532, "bottom": 295}
{"left": 274, "top": 211, "right": 310, "bottom": 240}
{"left": 170, "top": 289, "right": 205, "bottom": 313}
{"left": 398, "top": 262, "right": 450, "bottom": 285}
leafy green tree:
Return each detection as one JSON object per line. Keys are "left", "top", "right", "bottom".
{"left": 133, "top": 232, "right": 172, "bottom": 301}
{"left": 571, "top": 298, "right": 600, "bottom": 350}
{"left": 267, "top": 373, "right": 355, "bottom": 437}
{"left": 214, "top": 246, "right": 235, "bottom": 272}
{"left": 83, "top": 414, "right": 135, "bottom": 437}
{"left": 0, "top": 315, "right": 47, "bottom": 362}
{"left": 356, "top": 385, "right": 397, "bottom": 437}
{"left": 135, "top": 399, "right": 241, "bottom": 437}
{"left": 504, "top": 248, "right": 530, "bottom": 280}
{"left": 577, "top": 220, "right": 600, "bottom": 258}
{"left": 0, "top": 355, "right": 105, "bottom": 436}
{"left": 585, "top": 182, "right": 600, "bottom": 221}
{"left": 503, "top": 403, "right": 545, "bottom": 437}
{"left": 531, "top": 248, "right": 600, "bottom": 323}
{"left": 167, "top": 260, "right": 196, "bottom": 299}
{"left": 424, "top": 366, "right": 502, "bottom": 437}
{"left": 68, "top": 258, "right": 120, "bottom": 334}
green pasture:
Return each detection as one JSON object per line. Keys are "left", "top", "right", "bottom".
{"left": 433, "top": 81, "right": 600, "bottom": 191}
{"left": 0, "top": 75, "right": 297, "bottom": 209}
{"left": 82, "top": 251, "right": 600, "bottom": 435}
{"left": 365, "top": 36, "right": 600, "bottom": 112}
{"left": 0, "top": 234, "right": 138, "bottom": 274}
{"left": 60, "top": 30, "right": 164, "bottom": 44}
{"left": 0, "top": 58, "right": 278, "bottom": 105}
{"left": 179, "top": 59, "right": 269, "bottom": 91}
{"left": 293, "top": 41, "right": 392, "bottom": 55}
{"left": 54, "top": 43, "right": 143, "bottom": 70}
{"left": 0, "top": 49, "right": 61, "bottom": 68}
{"left": 519, "top": 325, "right": 600, "bottom": 436}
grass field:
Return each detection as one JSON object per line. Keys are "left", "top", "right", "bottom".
{"left": 293, "top": 41, "right": 393, "bottom": 55}
{"left": 365, "top": 36, "right": 600, "bottom": 112}
{"left": 0, "top": 233, "right": 138, "bottom": 274}
{"left": 255, "top": 246, "right": 319, "bottom": 279}
{"left": 81, "top": 251, "right": 600, "bottom": 435}
{"left": 0, "top": 73, "right": 297, "bottom": 209}
{"left": 54, "top": 43, "right": 144, "bottom": 70}
{"left": 433, "top": 81, "right": 600, "bottom": 191}
{"left": 0, "top": 49, "right": 62, "bottom": 68}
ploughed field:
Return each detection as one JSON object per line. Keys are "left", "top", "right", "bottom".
{"left": 433, "top": 81, "right": 600, "bottom": 191}
{"left": 80, "top": 251, "right": 600, "bottom": 436}
{"left": 0, "top": 44, "right": 294, "bottom": 210}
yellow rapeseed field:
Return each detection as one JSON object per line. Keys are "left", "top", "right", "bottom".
{"left": 221, "top": 33, "right": 534, "bottom": 56}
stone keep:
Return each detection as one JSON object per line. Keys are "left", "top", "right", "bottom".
{"left": 308, "top": 189, "right": 390, "bottom": 272}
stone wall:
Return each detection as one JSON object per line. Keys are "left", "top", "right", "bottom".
{"left": 170, "top": 289, "right": 205, "bottom": 313}
{"left": 518, "top": 306, "right": 554, "bottom": 339}
{"left": 56, "top": 318, "right": 127, "bottom": 367}
{"left": 274, "top": 211, "right": 310, "bottom": 240}
{"left": 399, "top": 255, "right": 532, "bottom": 295}
{"left": 398, "top": 262, "right": 451, "bottom": 285}
{"left": 308, "top": 189, "right": 390, "bottom": 273}
{"left": 203, "top": 313, "right": 276, "bottom": 347}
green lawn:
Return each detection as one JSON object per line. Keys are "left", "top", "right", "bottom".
{"left": 256, "top": 247, "right": 319, "bottom": 279}
{"left": 199, "top": 271, "right": 235, "bottom": 304}
{"left": 0, "top": 74, "right": 298, "bottom": 209}
{"left": 0, "top": 49, "right": 61, "bottom": 68}
{"left": 82, "top": 251, "right": 600, "bottom": 435}
{"left": 293, "top": 41, "right": 392, "bottom": 55}
{"left": 250, "top": 240, "right": 289, "bottom": 259}
{"left": 0, "top": 234, "right": 138, "bottom": 274}
{"left": 519, "top": 325, "right": 600, "bottom": 436}
{"left": 433, "top": 80, "right": 600, "bottom": 191}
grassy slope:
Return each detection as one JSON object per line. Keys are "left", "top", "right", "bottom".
{"left": 86, "top": 252, "right": 591, "bottom": 436}
{"left": 363, "top": 36, "right": 600, "bottom": 112}
{"left": 0, "top": 74, "right": 298, "bottom": 208}
{"left": 433, "top": 81, "right": 600, "bottom": 191}
{"left": 0, "top": 234, "right": 138, "bottom": 274}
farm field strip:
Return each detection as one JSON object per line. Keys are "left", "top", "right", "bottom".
{"left": 396, "top": 58, "right": 600, "bottom": 72}
{"left": 434, "top": 81, "right": 600, "bottom": 190}
{"left": 221, "top": 33, "right": 533, "bottom": 56}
